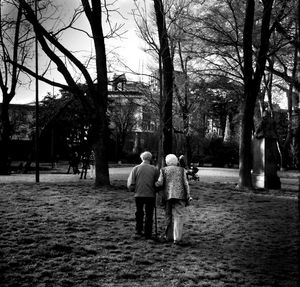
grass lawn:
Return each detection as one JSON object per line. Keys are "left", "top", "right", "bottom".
{"left": 0, "top": 180, "right": 299, "bottom": 287}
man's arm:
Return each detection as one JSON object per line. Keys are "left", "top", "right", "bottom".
{"left": 127, "top": 167, "right": 136, "bottom": 192}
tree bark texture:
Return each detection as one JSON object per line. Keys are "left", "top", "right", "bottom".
{"left": 0, "top": 6, "right": 22, "bottom": 174}
{"left": 19, "top": 0, "right": 110, "bottom": 186}
{"left": 83, "top": 0, "right": 110, "bottom": 186}
{"left": 0, "top": 99, "right": 11, "bottom": 174}
{"left": 153, "top": 0, "right": 174, "bottom": 157}
{"left": 239, "top": 0, "right": 274, "bottom": 189}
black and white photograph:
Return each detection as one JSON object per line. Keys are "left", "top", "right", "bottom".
{"left": 0, "top": 0, "right": 299, "bottom": 286}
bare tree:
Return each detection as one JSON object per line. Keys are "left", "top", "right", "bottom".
{"left": 153, "top": 0, "right": 174, "bottom": 160}
{"left": 0, "top": 1, "right": 33, "bottom": 174}
{"left": 109, "top": 96, "right": 139, "bottom": 160}
{"left": 167, "top": 0, "right": 196, "bottom": 166}
{"left": 180, "top": 0, "right": 296, "bottom": 186}
{"left": 16, "top": 0, "right": 123, "bottom": 186}
{"left": 239, "top": 0, "right": 275, "bottom": 188}
{"left": 132, "top": 0, "right": 174, "bottom": 166}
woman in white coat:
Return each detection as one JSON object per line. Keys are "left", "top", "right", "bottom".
{"left": 155, "top": 154, "right": 192, "bottom": 245}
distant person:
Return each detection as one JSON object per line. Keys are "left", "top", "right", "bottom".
{"left": 178, "top": 154, "right": 188, "bottom": 179}
{"left": 151, "top": 156, "right": 158, "bottom": 167}
{"left": 155, "top": 154, "right": 192, "bottom": 245}
{"left": 68, "top": 151, "right": 80, "bottom": 174}
{"left": 178, "top": 154, "right": 187, "bottom": 169}
{"left": 187, "top": 163, "right": 200, "bottom": 181}
{"left": 80, "top": 151, "right": 90, "bottom": 179}
{"left": 89, "top": 150, "right": 95, "bottom": 179}
{"left": 127, "top": 151, "right": 159, "bottom": 239}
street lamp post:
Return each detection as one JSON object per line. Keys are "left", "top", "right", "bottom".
{"left": 35, "top": 0, "right": 39, "bottom": 182}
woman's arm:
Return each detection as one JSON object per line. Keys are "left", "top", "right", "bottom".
{"left": 155, "top": 169, "right": 164, "bottom": 187}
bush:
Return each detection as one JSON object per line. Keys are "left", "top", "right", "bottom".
{"left": 190, "top": 154, "right": 205, "bottom": 166}
{"left": 194, "top": 136, "right": 239, "bottom": 167}
{"left": 211, "top": 141, "right": 239, "bottom": 167}
{"left": 122, "top": 153, "right": 140, "bottom": 164}
{"left": 212, "top": 143, "right": 238, "bottom": 167}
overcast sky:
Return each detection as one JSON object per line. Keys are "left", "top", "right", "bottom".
{"left": 10, "top": 0, "right": 152, "bottom": 104}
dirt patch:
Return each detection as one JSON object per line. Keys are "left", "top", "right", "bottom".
{"left": 0, "top": 180, "right": 299, "bottom": 287}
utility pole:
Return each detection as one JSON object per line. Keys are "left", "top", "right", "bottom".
{"left": 35, "top": 0, "right": 39, "bottom": 182}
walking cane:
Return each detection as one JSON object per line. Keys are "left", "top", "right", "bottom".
{"left": 154, "top": 191, "right": 158, "bottom": 239}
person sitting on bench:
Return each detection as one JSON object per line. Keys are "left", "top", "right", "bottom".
{"left": 186, "top": 164, "right": 199, "bottom": 181}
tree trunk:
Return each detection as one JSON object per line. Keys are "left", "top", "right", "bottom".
{"left": 239, "top": 0, "right": 274, "bottom": 189}
{"left": 239, "top": 0, "right": 255, "bottom": 189}
{"left": 17, "top": 0, "right": 111, "bottom": 186}
{"left": 282, "top": 84, "right": 294, "bottom": 169}
{"left": 0, "top": 99, "right": 11, "bottom": 174}
{"left": 91, "top": 111, "right": 110, "bottom": 186}
{"left": 87, "top": 0, "right": 110, "bottom": 186}
{"left": 182, "top": 104, "right": 192, "bottom": 166}
{"left": 294, "top": 2, "right": 300, "bottom": 168}
{"left": 239, "top": 94, "right": 256, "bottom": 188}
{"left": 0, "top": 5, "right": 22, "bottom": 175}
{"left": 154, "top": 0, "right": 174, "bottom": 158}
{"left": 157, "top": 53, "right": 164, "bottom": 168}
{"left": 185, "top": 135, "right": 192, "bottom": 167}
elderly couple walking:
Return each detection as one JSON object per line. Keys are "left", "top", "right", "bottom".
{"left": 127, "top": 151, "right": 192, "bottom": 244}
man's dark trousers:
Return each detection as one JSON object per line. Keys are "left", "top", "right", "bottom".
{"left": 135, "top": 197, "right": 155, "bottom": 238}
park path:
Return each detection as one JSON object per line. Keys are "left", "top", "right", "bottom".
{"left": 0, "top": 166, "right": 298, "bottom": 191}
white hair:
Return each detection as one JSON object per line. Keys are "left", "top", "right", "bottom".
{"left": 140, "top": 151, "right": 152, "bottom": 162}
{"left": 165, "top": 154, "right": 178, "bottom": 166}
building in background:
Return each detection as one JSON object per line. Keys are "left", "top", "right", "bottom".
{"left": 109, "top": 74, "right": 159, "bottom": 159}
{"left": 0, "top": 74, "right": 160, "bottom": 162}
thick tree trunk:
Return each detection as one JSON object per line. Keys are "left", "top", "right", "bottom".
{"left": 154, "top": 0, "right": 174, "bottom": 157}
{"left": 239, "top": 0, "right": 274, "bottom": 189}
{"left": 295, "top": 2, "right": 300, "bottom": 168}
{"left": 239, "top": 93, "right": 256, "bottom": 188}
{"left": 88, "top": 0, "right": 110, "bottom": 186}
{"left": 17, "top": 0, "right": 111, "bottom": 185}
{"left": 0, "top": 99, "right": 11, "bottom": 174}
{"left": 239, "top": 0, "right": 255, "bottom": 189}
{"left": 0, "top": 6, "right": 22, "bottom": 175}
{"left": 91, "top": 112, "right": 109, "bottom": 186}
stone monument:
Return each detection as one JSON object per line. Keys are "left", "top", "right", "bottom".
{"left": 252, "top": 111, "right": 281, "bottom": 189}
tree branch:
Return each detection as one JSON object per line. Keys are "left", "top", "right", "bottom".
{"left": 19, "top": 0, "right": 95, "bottom": 92}
{"left": 6, "top": 59, "right": 74, "bottom": 92}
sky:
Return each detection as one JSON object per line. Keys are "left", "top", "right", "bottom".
{"left": 2, "top": 1, "right": 290, "bottom": 110}
{"left": 7, "top": 0, "right": 153, "bottom": 104}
